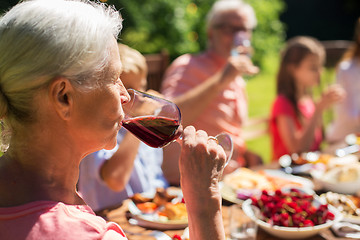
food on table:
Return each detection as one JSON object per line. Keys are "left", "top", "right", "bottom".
{"left": 223, "top": 168, "right": 304, "bottom": 195}
{"left": 130, "top": 193, "right": 153, "bottom": 204}
{"left": 291, "top": 152, "right": 333, "bottom": 165}
{"left": 153, "top": 188, "right": 177, "bottom": 206}
{"left": 320, "top": 192, "right": 360, "bottom": 218}
{"left": 159, "top": 202, "right": 187, "bottom": 220}
{"left": 172, "top": 234, "right": 182, "bottom": 240}
{"left": 311, "top": 163, "right": 360, "bottom": 195}
{"left": 250, "top": 188, "right": 335, "bottom": 227}
{"left": 323, "top": 163, "right": 360, "bottom": 183}
{"left": 135, "top": 202, "right": 158, "bottom": 214}
{"left": 130, "top": 187, "right": 187, "bottom": 221}
{"left": 326, "top": 154, "right": 359, "bottom": 169}
{"left": 223, "top": 168, "right": 273, "bottom": 190}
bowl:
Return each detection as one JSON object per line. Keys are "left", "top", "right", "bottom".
{"left": 311, "top": 162, "right": 360, "bottom": 195}
{"left": 242, "top": 197, "right": 342, "bottom": 239}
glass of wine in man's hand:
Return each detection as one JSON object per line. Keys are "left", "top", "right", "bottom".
{"left": 121, "top": 89, "right": 233, "bottom": 165}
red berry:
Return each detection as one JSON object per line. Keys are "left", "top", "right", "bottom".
{"left": 172, "top": 234, "right": 182, "bottom": 240}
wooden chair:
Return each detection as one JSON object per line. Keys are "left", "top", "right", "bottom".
{"left": 144, "top": 49, "right": 170, "bottom": 92}
{"left": 321, "top": 40, "right": 352, "bottom": 68}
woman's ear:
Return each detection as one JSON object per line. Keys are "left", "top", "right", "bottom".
{"left": 49, "top": 77, "right": 74, "bottom": 120}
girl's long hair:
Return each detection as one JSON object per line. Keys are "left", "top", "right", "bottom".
{"left": 276, "top": 36, "right": 325, "bottom": 116}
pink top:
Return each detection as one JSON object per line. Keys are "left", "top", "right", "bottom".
{"left": 161, "top": 51, "right": 248, "bottom": 163}
{"left": 270, "top": 95, "right": 322, "bottom": 161}
{"left": 0, "top": 201, "right": 127, "bottom": 240}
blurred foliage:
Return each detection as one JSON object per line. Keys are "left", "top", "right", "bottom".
{"left": 0, "top": 1, "right": 17, "bottom": 14}
{"left": 103, "top": 0, "right": 286, "bottom": 68}
{"left": 1, "top": 0, "right": 286, "bottom": 68}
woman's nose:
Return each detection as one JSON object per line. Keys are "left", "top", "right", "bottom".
{"left": 119, "top": 81, "right": 131, "bottom": 104}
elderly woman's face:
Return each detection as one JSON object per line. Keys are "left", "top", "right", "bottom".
{"left": 72, "top": 38, "right": 130, "bottom": 151}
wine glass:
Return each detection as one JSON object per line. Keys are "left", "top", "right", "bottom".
{"left": 121, "top": 89, "right": 233, "bottom": 164}
{"left": 231, "top": 31, "right": 251, "bottom": 57}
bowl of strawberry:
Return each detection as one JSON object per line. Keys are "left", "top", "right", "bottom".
{"left": 242, "top": 188, "right": 342, "bottom": 239}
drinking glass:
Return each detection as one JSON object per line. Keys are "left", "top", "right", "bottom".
{"left": 121, "top": 89, "right": 233, "bottom": 164}
{"left": 229, "top": 204, "right": 258, "bottom": 240}
{"left": 231, "top": 31, "right": 251, "bottom": 57}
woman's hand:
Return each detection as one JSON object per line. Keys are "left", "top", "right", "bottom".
{"left": 179, "top": 126, "right": 226, "bottom": 197}
{"left": 178, "top": 126, "right": 226, "bottom": 240}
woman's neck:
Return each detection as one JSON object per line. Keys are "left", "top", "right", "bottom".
{"left": 0, "top": 130, "right": 85, "bottom": 206}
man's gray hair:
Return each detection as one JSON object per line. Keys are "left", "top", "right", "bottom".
{"left": 206, "top": 0, "right": 257, "bottom": 30}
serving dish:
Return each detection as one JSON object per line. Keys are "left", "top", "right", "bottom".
{"left": 242, "top": 190, "right": 342, "bottom": 239}
{"left": 128, "top": 188, "right": 188, "bottom": 230}
{"left": 311, "top": 162, "right": 360, "bottom": 195}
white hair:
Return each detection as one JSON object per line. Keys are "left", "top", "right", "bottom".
{"left": 0, "top": 0, "right": 123, "bottom": 150}
{"left": 206, "top": 0, "right": 257, "bottom": 30}
{"left": 0, "top": 0, "right": 122, "bottom": 120}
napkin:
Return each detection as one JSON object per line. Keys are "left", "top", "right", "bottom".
{"left": 331, "top": 221, "right": 360, "bottom": 238}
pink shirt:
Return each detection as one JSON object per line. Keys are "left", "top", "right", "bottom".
{"left": 270, "top": 95, "right": 322, "bottom": 161}
{"left": 0, "top": 201, "right": 127, "bottom": 240}
{"left": 161, "top": 51, "right": 248, "bottom": 162}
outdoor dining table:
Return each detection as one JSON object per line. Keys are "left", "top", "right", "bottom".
{"left": 99, "top": 190, "right": 351, "bottom": 240}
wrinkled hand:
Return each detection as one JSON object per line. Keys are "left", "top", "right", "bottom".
{"left": 179, "top": 126, "right": 226, "bottom": 200}
{"left": 317, "top": 84, "right": 346, "bottom": 110}
{"left": 232, "top": 45, "right": 253, "bottom": 57}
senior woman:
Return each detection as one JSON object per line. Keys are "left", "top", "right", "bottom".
{"left": 0, "top": 1, "right": 226, "bottom": 239}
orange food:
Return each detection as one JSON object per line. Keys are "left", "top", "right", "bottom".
{"left": 136, "top": 202, "right": 158, "bottom": 213}
{"left": 223, "top": 168, "right": 306, "bottom": 192}
{"left": 159, "top": 202, "right": 187, "bottom": 220}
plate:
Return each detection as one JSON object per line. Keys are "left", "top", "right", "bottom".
{"left": 264, "top": 169, "right": 314, "bottom": 189}
{"left": 311, "top": 162, "right": 360, "bottom": 195}
{"left": 220, "top": 168, "right": 314, "bottom": 204}
{"left": 128, "top": 189, "right": 188, "bottom": 230}
{"left": 219, "top": 181, "right": 244, "bottom": 205}
{"left": 242, "top": 197, "right": 342, "bottom": 239}
{"left": 181, "top": 227, "right": 189, "bottom": 240}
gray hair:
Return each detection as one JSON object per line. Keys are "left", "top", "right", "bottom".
{"left": 0, "top": 0, "right": 122, "bottom": 150}
{"left": 206, "top": 0, "right": 257, "bottom": 30}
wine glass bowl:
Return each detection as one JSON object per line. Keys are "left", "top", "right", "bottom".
{"left": 121, "top": 89, "right": 233, "bottom": 165}
{"left": 121, "top": 89, "right": 181, "bottom": 148}
{"left": 214, "top": 132, "right": 233, "bottom": 166}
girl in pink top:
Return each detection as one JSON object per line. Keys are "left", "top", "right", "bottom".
{"left": 270, "top": 36, "right": 345, "bottom": 161}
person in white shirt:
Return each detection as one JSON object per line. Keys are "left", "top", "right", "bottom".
{"left": 326, "top": 18, "right": 360, "bottom": 146}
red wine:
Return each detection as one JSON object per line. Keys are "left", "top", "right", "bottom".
{"left": 122, "top": 116, "right": 180, "bottom": 148}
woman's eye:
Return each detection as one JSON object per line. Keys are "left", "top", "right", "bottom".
{"left": 113, "top": 78, "right": 121, "bottom": 85}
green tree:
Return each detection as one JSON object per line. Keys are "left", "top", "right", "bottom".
{"left": 0, "top": 0, "right": 286, "bottom": 68}
{"left": 105, "top": 0, "right": 285, "bottom": 68}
